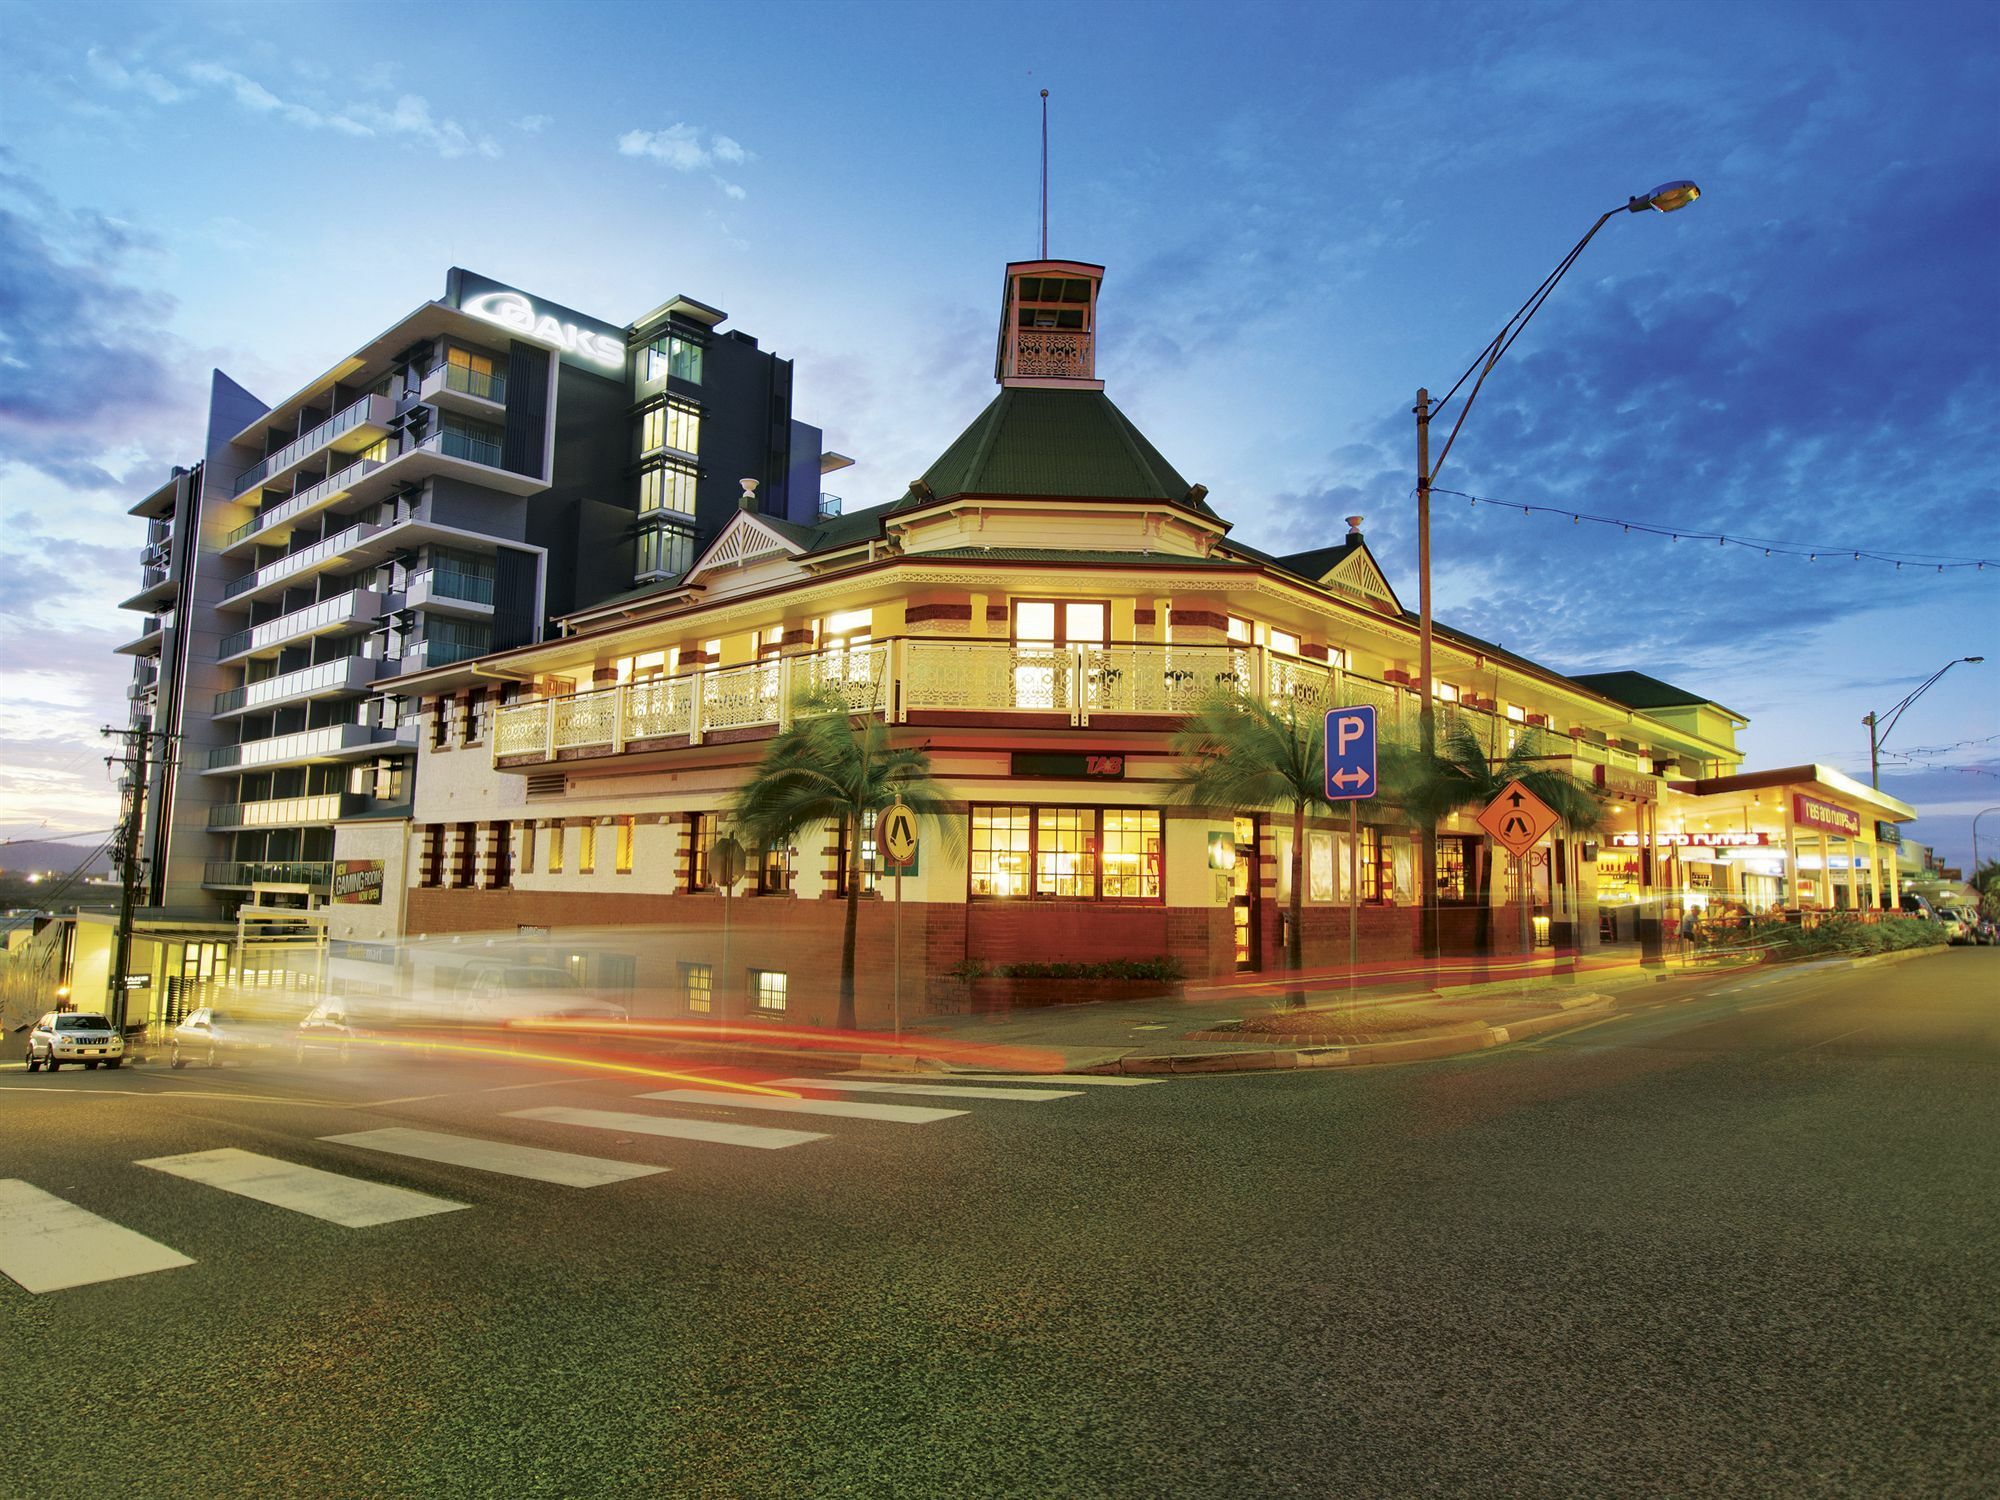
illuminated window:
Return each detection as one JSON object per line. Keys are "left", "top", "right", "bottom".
{"left": 635, "top": 522, "right": 695, "bottom": 581}
{"left": 750, "top": 969, "right": 787, "bottom": 1012}
{"left": 1011, "top": 599, "right": 1106, "bottom": 645}
{"left": 757, "top": 842, "right": 792, "bottom": 894}
{"left": 970, "top": 805, "right": 1033, "bottom": 897}
{"left": 971, "top": 805, "right": 1163, "bottom": 900}
{"left": 1432, "top": 681, "right": 1460, "bottom": 703}
{"left": 1438, "top": 836, "right": 1475, "bottom": 903}
{"left": 836, "top": 810, "right": 878, "bottom": 895}
{"left": 578, "top": 822, "right": 597, "bottom": 874}
{"left": 687, "top": 812, "right": 717, "bottom": 891}
{"left": 1036, "top": 808, "right": 1096, "bottom": 897}
{"left": 646, "top": 335, "right": 703, "bottom": 384}
{"left": 1360, "top": 827, "right": 1391, "bottom": 903}
{"left": 519, "top": 822, "right": 536, "bottom": 873}
{"left": 1506, "top": 705, "right": 1527, "bottom": 723}
{"left": 639, "top": 460, "right": 698, "bottom": 516}
{"left": 615, "top": 816, "right": 634, "bottom": 875}
{"left": 1268, "top": 629, "right": 1300, "bottom": 657}
{"left": 1101, "top": 810, "right": 1163, "bottom": 899}
{"left": 681, "top": 962, "right": 712, "bottom": 1014}
{"left": 641, "top": 400, "right": 701, "bottom": 457}
{"left": 758, "top": 624, "right": 785, "bottom": 658}
{"left": 1227, "top": 616, "right": 1252, "bottom": 644}
{"left": 547, "top": 823, "right": 564, "bottom": 875}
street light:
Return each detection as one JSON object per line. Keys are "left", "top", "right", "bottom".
{"left": 1862, "top": 656, "right": 1984, "bottom": 789}
{"left": 1970, "top": 805, "right": 1999, "bottom": 882}
{"left": 1412, "top": 180, "right": 1701, "bottom": 957}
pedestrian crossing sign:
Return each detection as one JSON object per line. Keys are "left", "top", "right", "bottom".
{"left": 881, "top": 801, "right": 919, "bottom": 868}
{"left": 1475, "top": 779, "right": 1560, "bottom": 859}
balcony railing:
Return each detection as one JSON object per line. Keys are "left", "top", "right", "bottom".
{"left": 222, "top": 519, "right": 380, "bottom": 600}
{"left": 201, "top": 721, "right": 405, "bottom": 773}
{"left": 431, "top": 428, "right": 505, "bottom": 468}
{"left": 232, "top": 393, "right": 393, "bottom": 498}
{"left": 438, "top": 364, "right": 506, "bottom": 403}
{"left": 409, "top": 566, "right": 495, "bottom": 605}
{"left": 819, "top": 492, "right": 843, "bottom": 518}
{"left": 1012, "top": 328, "right": 1092, "bottom": 379}
{"left": 218, "top": 589, "right": 382, "bottom": 661}
{"left": 207, "top": 793, "right": 367, "bottom": 830}
{"left": 202, "top": 861, "right": 333, "bottom": 890}
{"left": 214, "top": 656, "right": 377, "bottom": 716}
{"left": 225, "top": 454, "right": 386, "bottom": 547}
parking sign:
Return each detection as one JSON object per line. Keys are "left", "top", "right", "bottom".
{"left": 1323, "top": 706, "right": 1378, "bottom": 802}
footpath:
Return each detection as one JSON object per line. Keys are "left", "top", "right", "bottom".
{"left": 873, "top": 943, "right": 1945, "bottom": 1077}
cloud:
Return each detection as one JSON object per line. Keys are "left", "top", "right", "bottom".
{"left": 617, "top": 124, "right": 756, "bottom": 185}
{"left": 84, "top": 46, "right": 184, "bottom": 104}
{"left": 348, "top": 93, "right": 500, "bottom": 159}
{"left": 0, "top": 153, "right": 189, "bottom": 491}
{"left": 514, "top": 114, "right": 552, "bottom": 134}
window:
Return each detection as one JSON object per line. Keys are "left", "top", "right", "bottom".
{"left": 1227, "top": 616, "right": 1252, "bottom": 644}
{"left": 462, "top": 687, "right": 486, "bottom": 746}
{"left": 454, "top": 821, "right": 477, "bottom": 888}
{"left": 519, "top": 821, "right": 536, "bottom": 874}
{"left": 1268, "top": 629, "right": 1300, "bottom": 657}
{"left": 824, "top": 608, "right": 872, "bottom": 640}
{"left": 681, "top": 962, "right": 713, "bottom": 1014}
{"left": 1011, "top": 599, "right": 1107, "bottom": 646}
{"left": 431, "top": 697, "right": 452, "bottom": 749}
{"left": 547, "top": 823, "right": 564, "bottom": 875}
{"left": 615, "top": 817, "right": 634, "bottom": 875}
{"left": 1439, "top": 836, "right": 1475, "bottom": 904}
{"left": 645, "top": 335, "right": 703, "bottom": 384}
{"left": 687, "top": 812, "right": 717, "bottom": 891}
{"left": 1360, "top": 827, "right": 1392, "bottom": 903}
{"left": 641, "top": 400, "right": 701, "bottom": 457}
{"left": 750, "top": 969, "right": 787, "bottom": 1013}
{"left": 1506, "top": 705, "right": 1527, "bottom": 723}
{"left": 639, "top": 460, "right": 698, "bottom": 516}
{"left": 490, "top": 823, "right": 512, "bottom": 889}
{"left": 970, "top": 805, "right": 1164, "bottom": 900}
{"left": 635, "top": 522, "right": 695, "bottom": 580}
{"left": 757, "top": 842, "right": 792, "bottom": 894}
{"left": 421, "top": 824, "right": 445, "bottom": 888}
{"left": 578, "top": 822, "right": 597, "bottom": 874}
{"left": 836, "top": 810, "right": 878, "bottom": 896}
{"left": 1433, "top": 680, "right": 1460, "bottom": 704}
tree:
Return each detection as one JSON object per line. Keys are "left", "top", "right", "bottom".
{"left": 1378, "top": 719, "right": 1604, "bottom": 950}
{"left": 732, "top": 685, "right": 956, "bottom": 1031}
{"left": 1172, "top": 688, "right": 1356, "bottom": 1006}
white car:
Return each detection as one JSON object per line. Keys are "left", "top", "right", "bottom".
{"left": 25, "top": 1012, "right": 125, "bottom": 1071}
{"left": 458, "top": 965, "right": 630, "bottom": 1026}
{"left": 170, "top": 1007, "right": 291, "bottom": 1068}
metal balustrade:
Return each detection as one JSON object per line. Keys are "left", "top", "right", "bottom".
{"left": 231, "top": 394, "right": 393, "bottom": 499}
{"left": 225, "top": 454, "right": 386, "bottom": 547}
{"left": 218, "top": 589, "right": 382, "bottom": 660}
{"left": 213, "top": 657, "right": 375, "bottom": 716}
{"left": 222, "top": 519, "right": 379, "bottom": 599}
{"left": 202, "top": 861, "right": 332, "bottom": 889}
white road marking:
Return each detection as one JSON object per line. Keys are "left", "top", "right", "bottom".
{"left": 770, "top": 1077, "right": 1082, "bottom": 1103}
{"left": 320, "top": 1128, "right": 665, "bottom": 1188}
{"left": 638, "top": 1088, "right": 965, "bottom": 1124}
{"left": 0, "top": 1180, "right": 194, "bottom": 1294}
{"left": 508, "top": 1106, "right": 826, "bottom": 1150}
{"left": 844, "top": 1071, "right": 1164, "bottom": 1087}
{"left": 136, "top": 1148, "right": 467, "bottom": 1227}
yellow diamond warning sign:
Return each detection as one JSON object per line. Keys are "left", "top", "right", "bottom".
{"left": 1476, "top": 779, "right": 1560, "bottom": 859}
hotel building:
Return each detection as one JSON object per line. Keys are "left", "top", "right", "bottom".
{"left": 333, "top": 255, "right": 1912, "bottom": 1028}
{"left": 113, "top": 270, "right": 835, "bottom": 1012}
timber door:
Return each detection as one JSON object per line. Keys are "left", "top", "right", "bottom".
{"left": 1232, "top": 814, "right": 1261, "bottom": 970}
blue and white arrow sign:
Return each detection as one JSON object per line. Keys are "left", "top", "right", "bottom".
{"left": 1323, "top": 705, "right": 1378, "bottom": 802}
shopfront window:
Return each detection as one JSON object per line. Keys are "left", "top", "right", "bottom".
{"left": 970, "top": 805, "right": 1163, "bottom": 900}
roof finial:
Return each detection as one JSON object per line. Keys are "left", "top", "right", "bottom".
{"left": 1040, "top": 89, "right": 1049, "bottom": 259}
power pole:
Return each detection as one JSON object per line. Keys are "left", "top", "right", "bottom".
{"left": 105, "top": 723, "right": 150, "bottom": 1031}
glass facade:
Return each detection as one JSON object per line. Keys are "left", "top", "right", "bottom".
{"left": 641, "top": 400, "right": 701, "bottom": 457}
{"left": 636, "top": 523, "right": 695, "bottom": 580}
{"left": 639, "top": 460, "right": 698, "bottom": 516}
{"left": 970, "top": 806, "right": 1163, "bottom": 900}
{"left": 645, "top": 335, "right": 704, "bottom": 384}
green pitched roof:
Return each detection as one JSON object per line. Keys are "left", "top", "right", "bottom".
{"left": 1568, "top": 670, "right": 1730, "bottom": 714}
{"left": 893, "top": 387, "right": 1208, "bottom": 513}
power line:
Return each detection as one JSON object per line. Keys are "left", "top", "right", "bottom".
{"left": 1431, "top": 487, "right": 1998, "bottom": 571}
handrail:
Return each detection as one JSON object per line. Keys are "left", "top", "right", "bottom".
{"left": 231, "top": 393, "right": 389, "bottom": 498}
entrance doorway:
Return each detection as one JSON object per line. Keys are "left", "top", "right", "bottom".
{"left": 1232, "top": 815, "right": 1261, "bottom": 970}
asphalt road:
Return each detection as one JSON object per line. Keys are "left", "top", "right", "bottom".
{"left": 2, "top": 949, "right": 1994, "bottom": 1498}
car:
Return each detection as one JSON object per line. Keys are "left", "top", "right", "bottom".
{"left": 1934, "top": 906, "right": 1981, "bottom": 945}
{"left": 25, "top": 1011, "right": 124, "bottom": 1071}
{"left": 292, "top": 1000, "right": 394, "bottom": 1064}
{"left": 169, "top": 1007, "right": 292, "bottom": 1068}
{"left": 457, "top": 964, "right": 630, "bottom": 1027}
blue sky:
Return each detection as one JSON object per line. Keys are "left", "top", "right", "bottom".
{"left": 1, "top": 0, "right": 1995, "bottom": 871}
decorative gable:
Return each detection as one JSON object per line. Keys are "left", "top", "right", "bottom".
{"left": 682, "top": 511, "right": 805, "bottom": 586}
{"left": 1321, "top": 544, "right": 1402, "bottom": 614}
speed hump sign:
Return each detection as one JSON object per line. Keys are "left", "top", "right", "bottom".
{"left": 880, "top": 801, "right": 919, "bottom": 868}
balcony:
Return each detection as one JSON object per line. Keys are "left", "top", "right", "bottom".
{"left": 221, "top": 519, "right": 385, "bottom": 604}
{"left": 419, "top": 362, "right": 508, "bottom": 415}
{"left": 207, "top": 793, "right": 371, "bottom": 831}
{"left": 202, "top": 861, "right": 333, "bottom": 891}
{"left": 818, "top": 492, "right": 843, "bottom": 519}
{"left": 218, "top": 589, "right": 385, "bottom": 663}
{"left": 403, "top": 566, "right": 495, "bottom": 616}
{"left": 214, "top": 656, "right": 381, "bottom": 717}
{"left": 1011, "top": 328, "right": 1093, "bottom": 380}
{"left": 115, "top": 613, "right": 171, "bottom": 657}
{"left": 223, "top": 454, "right": 387, "bottom": 553}
{"left": 200, "top": 721, "right": 415, "bottom": 775}
{"left": 231, "top": 393, "right": 396, "bottom": 499}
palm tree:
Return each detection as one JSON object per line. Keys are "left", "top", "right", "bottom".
{"left": 1172, "top": 688, "right": 1358, "bottom": 1006}
{"left": 732, "top": 685, "right": 956, "bottom": 1031}
{"left": 1379, "top": 720, "right": 1604, "bottom": 951}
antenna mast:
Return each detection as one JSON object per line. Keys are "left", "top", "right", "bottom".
{"left": 1039, "top": 88, "right": 1049, "bottom": 258}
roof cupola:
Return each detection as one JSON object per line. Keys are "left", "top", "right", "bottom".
{"left": 993, "top": 260, "right": 1106, "bottom": 391}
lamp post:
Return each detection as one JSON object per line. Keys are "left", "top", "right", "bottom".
{"left": 1972, "top": 805, "right": 1999, "bottom": 885}
{"left": 1413, "top": 180, "right": 1701, "bottom": 958}
{"left": 1862, "top": 656, "right": 1984, "bottom": 789}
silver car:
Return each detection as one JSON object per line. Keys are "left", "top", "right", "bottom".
{"left": 170, "top": 1007, "right": 289, "bottom": 1068}
{"left": 25, "top": 1012, "right": 125, "bottom": 1071}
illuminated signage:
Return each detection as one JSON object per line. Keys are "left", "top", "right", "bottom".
{"left": 1792, "top": 794, "right": 1861, "bottom": 838}
{"left": 463, "top": 291, "right": 625, "bottom": 371}
{"left": 1010, "top": 752, "right": 1126, "bottom": 779}
{"left": 332, "top": 860, "right": 385, "bottom": 904}
{"left": 1593, "top": 765, "right": 1661, "bottom": 801}
{"left": 1608, "top": 832, "right": 1772, "bottom": 849}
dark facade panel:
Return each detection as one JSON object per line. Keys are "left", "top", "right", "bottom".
{"left": 502, "top": 342, "right": 551, "bottom": 477}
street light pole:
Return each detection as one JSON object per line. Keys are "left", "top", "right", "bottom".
{"left": 1863, "top": 656, "right": 1985, "bottom": 790}
{"left": 1972, "top": 806, "right": 1999, "bottom": 882}
{"left": 1412, "top": 180, "right": 1700, "bottom": 958}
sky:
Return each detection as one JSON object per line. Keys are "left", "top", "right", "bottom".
{"left": 0, "top": 0, "right": 1995, "bottom": 874}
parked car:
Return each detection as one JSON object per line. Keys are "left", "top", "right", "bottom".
{"left": 1933, "top": 906, "right": 1980, "bottom": 945}
{"left": 24, "top": 1012, "right": 124, "bottom": 1071}
{"left": 1899, "top": 892, "right": 1938, "bottom": 920}
{"left": 170, "top": 1007, "right": 292, "bottom": 1068}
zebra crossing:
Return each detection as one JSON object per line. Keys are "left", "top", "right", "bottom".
{"left": 0, "top": 1070, "right": 1161, "bottom": 1294}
